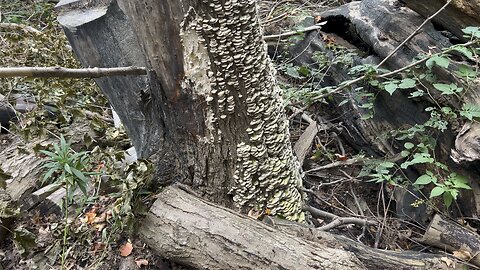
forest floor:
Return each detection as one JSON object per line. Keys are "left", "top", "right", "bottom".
{"left": 1, "top": 0, "right": 478, "bottom": 269}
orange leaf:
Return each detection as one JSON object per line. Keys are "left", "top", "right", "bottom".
{"left": 335, "top": 153, "right": 348, "bottom": 161}
{"left": 85, "top": 212, "right": 97, "bottom": 224}
{"left": 135, "top": 259, "right": 149, "bottom": 268}
{"left": 119, "top": 240, "right": 133, "bottom": 257}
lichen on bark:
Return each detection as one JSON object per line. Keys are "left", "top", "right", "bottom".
{"left": 182, "top": 0, "right": 305, "bottom": 221}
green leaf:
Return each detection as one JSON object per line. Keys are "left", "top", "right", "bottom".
{"left": 285, "top": 67, "right": 301, "bottom": 79}
{"left": 400, "top": 150, "right": 410, "bottom": 157}
{"left": 451, "top": 46, "right": 473, "bottom": 59}
{"left": 298, "top": 66, "right": 310, "bottom": 76}
{"left": 398, "top": 78, "right": 416, "bottom": 89}
{"left": 462, "top": 26, "right": 480, "bottom": 38}
{"left": 460, "top": 104, "right": 480, "bottom": 120}
{"left": 456, "top": 64, "right": 477, "bottom": 78}
{"left": 433, "top": 83, "right": 460, "bottom": 95}
{"left": 70, "top": 167, "right": 88, "bottom": 182}
{"left": 404, "top": 142, "right": 414, "bottom": 150}
{"left": 430, "top": 186, "right": 445, "bottom": 198}
{"left": 64, "top": 163, "right": 72, "bottom": 174}
{"left": 443, "top": 192, "right": 453, "bottom": 208}
{"left": 426, "top": 55, "right": 449, "bottom": 69}
{"left": 43, "top": 167, "right": 57, "bottom": 182}
{"left": 414, "top": 174, "right": 435, "bottom": 185}
{"left": 384, "top": 83, "right": 398, "bottom": 95}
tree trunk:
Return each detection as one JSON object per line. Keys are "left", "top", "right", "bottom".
{"left": 139, "top": 185, "right": 459, "bottom": 270}
{"left": 57, "top": 0, "right": 305, "bottom": 220}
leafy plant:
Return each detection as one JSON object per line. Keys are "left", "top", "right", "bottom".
{"left": 41, "top": 135, "right": 93, "bottom": 269}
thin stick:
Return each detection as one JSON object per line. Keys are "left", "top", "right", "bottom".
{"left": 263, "top": 23, "right": 326, "bottom": 41}
{"left": 0, "top": 66, "right": 147, "bottom": 78}
{"left": 375, "top": 0, "right": 453, "bottom": 68}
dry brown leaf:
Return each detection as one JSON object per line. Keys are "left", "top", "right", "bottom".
{"left": 85, "top": 212, "right": 97, "bottom": 224}
{"left": 248, "top": 209, "right": 262, "bottom": 219}
{"left": 453, "top": 249, "right": 472, "bottom": 260}
{"left": 119, "top": 240, "right": 133, "bottom": 257}
{"left": 94, "top": 222, "right": 106, "bottom": 232}
{"left": 92, "top": 242, "right": 106, "bottom": 254}
{"left": 135, "top": 259, "right": 149, "bottom": 268}
{"left": 441, "top": 256, "right": 454, "bottom": 267}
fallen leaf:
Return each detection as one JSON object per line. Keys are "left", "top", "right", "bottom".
{"left": 92, "top": 242, "right": 106, "bottom": 254}
{"left": 453, "top": 249, "right": 472, "bottom": 260}
{"left": 119, "top": 240, "right": 133, "bottom": 257}
{"left": 94, "top": 222, "right": 106, "bottom": 232}
{"left": 135, "top": 259, "right": 149, "bottom": 268}
{"left": 248, "top": 209, "right": 261, "bottom": 219}
{"left": 85, "top": 212, "right": 97, "bottom": 224}
{"left": 335, "top": 153, "right": 348, "bottom": 161}
{"left": 441, "top": 256, "right": 454, "bottom": 267}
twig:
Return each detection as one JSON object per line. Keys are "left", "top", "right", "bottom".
{"left": 263, "top": 23, "right": 326, "bottom": 41}
{"left": 375, "top": 0, "right": 454, "bottom": 68}
{"left": 303, "top": 205, "right": 377, "bottom": 231}
{"left": 305, "top": 156, "right": 364, "bottom": 173}
{"left": 0, "top": 66, "right": 147, "bottom": 78}
{"left": 0, "top": 22, "right": 42, "bottom": 35}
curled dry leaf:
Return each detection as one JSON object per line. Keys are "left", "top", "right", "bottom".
{"left": 135, "top": 259, "right": 149, "bottom": 268}
{"left": 119, "top": 240, "right": 133, "bottom": 257}
{"left": 85, "top": 212, "right": 97, "bottom": 224}
{"left": 248, "top": 209, "right": 262, "bottom": 219}
{"left": 453, "top": 249, "right": 472, "bottom": 260}
{"left": 440, "top": 256, "right": 454, "bottom": 267}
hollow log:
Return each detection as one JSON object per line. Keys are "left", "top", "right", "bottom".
{"left": 284, "top": 0, "right": 480, "bottom": 218}
{"left": 139, "top": 185, "right": 459, "bottom": 270}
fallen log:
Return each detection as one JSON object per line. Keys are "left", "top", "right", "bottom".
{"left": 284, "top": 0, "right": 480, "bottom": 218}
{"left": 421, "top": 214, "right": 480, "bottom": 267}
{"left": 401, "top": 0, "right": 480, "bottom": 42}
{"left": 138, "top": 185, "right": 460, "bottom": 269}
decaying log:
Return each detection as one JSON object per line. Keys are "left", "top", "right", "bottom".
{"left": 285, "top": 0, "right": 480, "bottom": 218}
{"left": 1, "top": 138, "right": 45, "bottom": 202}
{"left": 422, "top": 214, "right": 480, "bottom": 267}
{"left": 401, "top": 0, "right": 480, "bottom": 42}
{"left": 139, "top": 185, "right": 459, "bottom": 270}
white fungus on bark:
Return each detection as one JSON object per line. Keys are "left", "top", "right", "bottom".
{"left": 183, "top": 0, "right": 305, "bottom": 221}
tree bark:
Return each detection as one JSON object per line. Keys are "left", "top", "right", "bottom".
{"left": 401, "top": 0, "right": 480, "bottom": 42}
{"left": 284, "top": 0, "right": 480, "bottom": 219}
{"left": 422, "top": 214, "right": 480, "bottom": 267}
{"left": 58, "top": 0, "right": 306, "bottom": 220}
{"left": 139, "top": 185, "right": 459, "bottom": 270}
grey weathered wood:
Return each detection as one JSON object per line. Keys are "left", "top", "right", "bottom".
{"left": 139, "top": 185, "right": 460, "bottom": 270}
{"left": 294, "top": 121, "right": 318, "bottom": 165}
{"left": 422, "top": 214, "right": 480, "bottom": 267}
{"left": 286, "top": 0, "right": 480, "bottom": 218}
{"left": 402, "top": 0, "right": 480, "bottom": 41}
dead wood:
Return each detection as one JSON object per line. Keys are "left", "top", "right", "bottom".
{"left": 0, "top": 66, "right": 146, "bottom": 78}
{"left": 138, "top": 185, "right": 459, "bottom": 270}
{"left": 422, "top": 214, "right": 480, "bottom": 267}
{"left": 401, "top": 0, "right": 480, "bottom": 42}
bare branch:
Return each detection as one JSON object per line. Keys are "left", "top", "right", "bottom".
{"left": 0, "top": 66, "right": 147, "bottom": 78}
